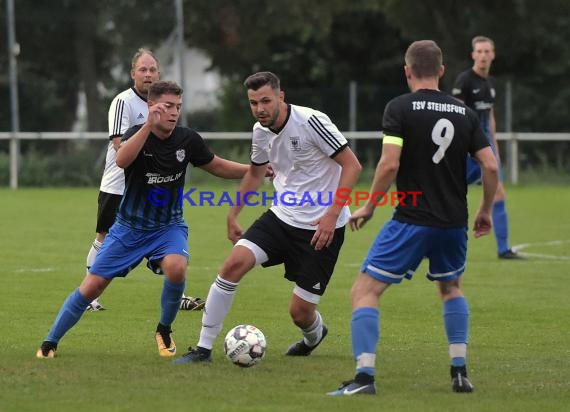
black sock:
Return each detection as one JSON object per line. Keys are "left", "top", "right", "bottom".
{"left": 41, "top": 341, "right": 57, "bottom": 351}
{"left": 355, "top": 372, "right": 375, "bottom": 385}
{"left": 156, "top": 323, "right": 172, "bottom": 347}
{"left": 451, "top": 365, "right": 467, "bottom": 377}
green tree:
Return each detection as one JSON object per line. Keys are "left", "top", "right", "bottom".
{"left": 184, "top": 1, "right": 409, "bottom": 130}
{"left": 379, "top": 0, "right": 570, "bottom": 132}
{"left": 0, "top": 0, "right": 174, "bottom": 132}
{"left": 2, "top": 0, "right": 569, "bottom": 134}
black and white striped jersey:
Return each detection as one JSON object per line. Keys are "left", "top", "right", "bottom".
{"left": 100, "top": 87, "right": 149, "bottom": 195}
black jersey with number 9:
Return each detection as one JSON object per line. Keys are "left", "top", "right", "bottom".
{"left": 382, "top": 89, "right": 489, "bottom": 228}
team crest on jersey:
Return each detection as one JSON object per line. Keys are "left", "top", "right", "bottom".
{"left": 176, "top": 149, "right": 186, "bottom": 162}
{"left": 490, "top": 88, "right": 496, "bottom": 98}
{"left": 289, "top": 136, "right": 301, "bottom": 152}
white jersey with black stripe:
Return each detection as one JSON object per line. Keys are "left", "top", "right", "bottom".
{"left": 250, "top": 104, "right": 350, "bottom": 230}
{"left": 99, "top": 87, "right": 148, "bottom": 194}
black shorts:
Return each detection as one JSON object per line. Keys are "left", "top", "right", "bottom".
{"left": 242, "top": 210, "right": 345, "bottom": 296}
{"left": 96, "top": 191, "right": 122, "bottom": 233}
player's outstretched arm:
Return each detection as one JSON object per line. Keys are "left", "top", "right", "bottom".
{"left": 489, "top": 108, "right": 500, "bottom": 160}
{"left": 349, "top": 142, "right": 401, "bottom": 231}
{"left": 226, "top": 164, "right": 267, "bottom": 244}
{"left": 311, "top": 147, "right": 361, "bottom": 250}
{"left": 327, "top": 147, "right": 362, "bottom": 218}
{"left": 473, "top": 146, "right": 499, "bottom": 238}
{"left": 199, "top": 155, "right": 250, "bottom": 179}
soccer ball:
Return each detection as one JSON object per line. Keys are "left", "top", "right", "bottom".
{"left": 223, "top": 324, "right": 267, "bottom": 367}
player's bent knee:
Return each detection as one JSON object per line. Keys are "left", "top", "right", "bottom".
{"left": 160, "top": 255, "right": 188, "bottom": 281}
{"left": 219, "top": 259, "right": 250, "bottom": 283}
{"left": 166, "top": 263, "right": 186, "bottom": 277}
{"left": 80, "top": 274, "right": 111, "bottom": 300}
{"left": 164, "top": 270, "right": 186, "bottom": 283}
{"left": 437, "top": 280, "right": 462, "bottom": 300}
{"left": 220, "top": 249, "right": 256, "bottom": 282}
{"left": 289, "top": 305, "right": 315, "bottom": 328}
{"left": 289, "top": 293, "right": 318, "bottom": 327}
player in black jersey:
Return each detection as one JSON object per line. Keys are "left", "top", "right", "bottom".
{"left": 37, "top": 81, "right": 250, "bottom": 360}
{"left": 86, "top": 48, "right": 205, "bottom": 311}
{"left": 452, "top": 36, "right": 523, "bottom": 260}
{"left": 328, "top": 40, "right": 499, "bottom": 396}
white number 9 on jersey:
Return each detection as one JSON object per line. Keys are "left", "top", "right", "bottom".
{"left": 431, "top": 118, "right": 455, "bottom": 164}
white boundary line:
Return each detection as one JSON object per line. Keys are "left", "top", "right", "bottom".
{"left": 516, "top": 253, "right": 570, "bottom": 261}
{"left": 14, "top": 268, "right": 55, "bottom": 273}
{"left": 513, "top": 240, "right": 570, "bottom": 261}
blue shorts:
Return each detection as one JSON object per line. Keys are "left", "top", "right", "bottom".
{"left": 360, "top": 220, "right": 467, "bottom": 284}
{"left": 89, "top": 222, "right": 189, "bottom": 279}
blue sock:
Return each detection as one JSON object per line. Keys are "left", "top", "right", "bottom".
{"left": 493, "top": 200, "right": 510, "bottom": 254}
{"left": 351, "top": 307, "right": 379, "bottom": 377}
{"left": 443, "top": 297, "right": 469, "bottom": 366}
{"left": 45, "top": 288, "right": 90, "bottom": 343}
{"left": 160, "top": 278, "right": 185, "bottom": 326}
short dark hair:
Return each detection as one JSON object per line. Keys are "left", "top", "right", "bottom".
{"left": 148, "top": 80, "right": 183, "bottom": 101}
{"left": 131, "top": 47, "right": 160, "bottom": 70}
{"left": 405, "top": 40, "right": 442, "bottom": 79}
{"left": 243, "top": 71, "right": 280, "bottom": 91}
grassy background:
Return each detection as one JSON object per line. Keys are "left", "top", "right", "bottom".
{"left": 0, "top": 183, "right": 569, "bottom": 411}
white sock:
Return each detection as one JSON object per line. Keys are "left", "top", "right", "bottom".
{"left": 449, "top": 343, "right": 467, "bottom": 359}
{"left": 302, "top": 311, "right": 323, "bottom": 347}
{"left": 86, "top": 239, "right": 103, "bottom": 305}
{"left": 86, "top": 239, "right": 103, "bottom": 274}
{"left": 197, "top": 275, "right": 239, "bottom": 350}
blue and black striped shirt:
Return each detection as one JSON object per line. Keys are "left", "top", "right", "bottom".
{"left": 117, "top": 125, "right": 214, "bottom": 229}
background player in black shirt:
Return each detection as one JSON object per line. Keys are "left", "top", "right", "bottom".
{"left": 37, "top": 81, "right": 250, "bottom": 360}
{"left": 328, "top": 40, "right": 498, "bottom": 396}
{"left": 452, "top": 36, "right": 522, "bottom": 259}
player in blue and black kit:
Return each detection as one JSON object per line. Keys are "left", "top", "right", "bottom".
{"left": 452, "top": 36, "right": 523, "bottom": 259}
{"left": 328, "top": 40, "right": 499, "bottom": 396}
{"left": 37, "top": 80, "right": 250, "bottom": 359}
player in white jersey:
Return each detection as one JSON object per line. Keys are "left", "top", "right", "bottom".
{"left": 175, "top": 71, "right": 362, "bottom": 364}
{"left": 86, "top": 48, "right": 204, "bottom": 311}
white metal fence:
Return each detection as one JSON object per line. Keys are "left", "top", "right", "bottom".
{"left": 1, "top": 132, "right": 569, "bottom": 187}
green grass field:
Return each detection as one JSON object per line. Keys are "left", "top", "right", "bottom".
{"left": 1, "top": 184, "right": 569, "bottom": 412}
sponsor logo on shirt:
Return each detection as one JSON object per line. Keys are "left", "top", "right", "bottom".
{"left": 289, "top": 136, "right": 301, "bottom": 151}
{"left": 474, "top": 101, "right": 493, "bottom": 111}
{"left": 145, "top": 172, "right": 183, "bottom": 184}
